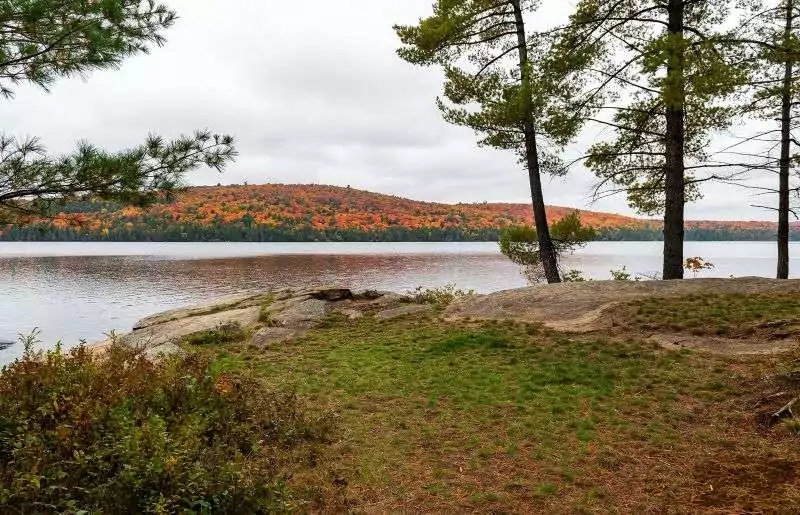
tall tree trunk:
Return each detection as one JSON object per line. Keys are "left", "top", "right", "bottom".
{"left": 778, "top": 0, "right": 794, "bottom": 280}
{"left": 663, "top": 0, "right": 687, "bottom": 280}
{"left": 511, "top": 0, "right": 561, "bottom": 284}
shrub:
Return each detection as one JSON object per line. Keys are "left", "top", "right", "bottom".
{"left": 409, "top": 284, "right": 475, "bottom": 305}
{"left": 685, "top": 257, "right": 715, "bottom": 278}
{"left": 0, "top": 342, "right": 335, "bottom": 513}
{"left": 499, "top": 212, "right": 596, "bottom": 284}
{"left": 610, "top": 266, "right": 633, "bottom": 281}
{"left": 562, "top": 269, "right": 588, "bottom": 282}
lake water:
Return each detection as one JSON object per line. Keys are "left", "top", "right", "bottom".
{"left": 1, "top": 241, "right": 798, "bottom": 363}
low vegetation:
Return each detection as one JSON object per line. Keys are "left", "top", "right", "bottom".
{"left": 3, "top": 291, "right": 800, "bottom": 512}
{"left": 408, "top": 284, "right": 475, "bottom": 305}
{"left": 180, "top": 322, "right": 245, "bottom": 346}
{"left": 622, "top": 293, "right": 800, "bottom": 338}
{"left": 0, "top": 343, "right": 334, "bottom": 513}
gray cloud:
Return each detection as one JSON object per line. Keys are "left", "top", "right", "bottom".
{"left": 0, "top": 0, "right": 785, "bottom": 221}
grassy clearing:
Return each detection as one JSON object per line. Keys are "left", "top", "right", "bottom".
{"left": 621, "top": 293, "right": 800, "bottom": 338}
{"left": 204, "top": 310, "right": 800, "bottom": 513}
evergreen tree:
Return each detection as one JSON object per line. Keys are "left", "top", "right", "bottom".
{"left": 395, "top": 0, "right": 596, "bottom": 284}
{"left": 725, "top": 0, "right": 800, "bottom": 278}
{"left": 0, "top": 0, "right": 236, "bottom": 217}
{"left": 558, "top": 0, "right": 744, "bottom": 279}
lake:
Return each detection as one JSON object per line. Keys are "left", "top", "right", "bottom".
{"left": 1, "top": 241, "right": 798, "bottom": 363}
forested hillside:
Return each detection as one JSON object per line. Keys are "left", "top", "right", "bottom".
{"left": 0, "top": 184, "right": 794, "bottom": 242}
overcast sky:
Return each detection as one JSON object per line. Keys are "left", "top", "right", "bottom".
{"left": 0, "top": 0, "right": 782, "bottom": 221}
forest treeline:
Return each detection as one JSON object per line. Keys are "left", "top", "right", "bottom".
{"left": 1, "top": 184, "right": 794, "bottom": 242}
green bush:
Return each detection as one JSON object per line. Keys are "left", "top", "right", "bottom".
{"left": 0, "top": 343, "right": 335, "bottom": 513}
{"left": 409, "top": 284, "right": 475, "bottom": 305}
{"left": 182, "top": 322, "right": 245, "bottom": 346}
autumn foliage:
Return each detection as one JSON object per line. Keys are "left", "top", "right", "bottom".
{"left": 0, "top": 184, "right": 789, "bottom": 241}
{"left": 13, "top": 184, "right": 644, "bottom": 232}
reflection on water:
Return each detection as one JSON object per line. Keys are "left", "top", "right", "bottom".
{"left": 0, "top": 247, "right": 520, "bottom": 362}
{"left": 1, "top": 241, "right": 799, "bottom": 363}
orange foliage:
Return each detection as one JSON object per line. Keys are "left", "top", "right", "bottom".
{"left": 117, "top": 184, "right": 649, "bottom": 231}
{"left": 34, "top": 184, "right": 780, "bottom": 234}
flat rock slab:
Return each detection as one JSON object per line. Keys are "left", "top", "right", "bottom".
{"left": 375, "top": 304, "right": 434, "bottom": 321}
{"left": 134, "top": 293, "right": 262, "bottom": 330}
{"left": 444, "top": 278, "right": 800, "bottom": 333}
{"left": 270, "top": 299, "right": 331, "bottom": 328}
{"left": 123, "top": 306, "right": 260, "bottom": 350}
{"left": 252, "top": 327, "right": 306, "bottom": 348}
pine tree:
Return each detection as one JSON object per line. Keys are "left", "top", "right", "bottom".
{"left": 725, "top": 0, "right": 800, "bottom": 278}
{"left": 0, "top": 0, "right": 236, "bottom": 217}
{"left": 395, "top": 0, "right": 596, "bottom": 284}
{"left": 558, "top": 0, "right": 744, "bottom": 279}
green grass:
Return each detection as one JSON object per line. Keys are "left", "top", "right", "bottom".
{"left": 180, "top": 322, "right": 245, "bottom": 346}
{"left": 623, "top": 293, "right": 800, "bottom": 338}
{"left": 205, "top": 314, "right": 779, "bottom": 512}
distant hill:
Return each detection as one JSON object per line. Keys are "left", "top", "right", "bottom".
{"left": 0, "top": 184, "right": 794, "bottom": 242}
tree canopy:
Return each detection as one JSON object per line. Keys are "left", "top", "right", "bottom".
{"left": 395, "top": 0, "right": 598, "bottom": 283}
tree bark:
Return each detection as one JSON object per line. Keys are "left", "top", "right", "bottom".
{"left": 663, "top": 0, "right": 687, "bottom": 280}
{"left": 778, "top": 0, "right": 794, "bottom": 280}
{"left": 511, "top": 0, "right": 561, "bottom": 284}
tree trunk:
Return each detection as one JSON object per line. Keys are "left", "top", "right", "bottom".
{"left": 663, "top": 0, "right": 687, "bottom": 280}
{"left": 511, "top": 0, "right": 561, "bottom": 284}
{"left": 778, "top": 0, "right": 794, "bottom": 280}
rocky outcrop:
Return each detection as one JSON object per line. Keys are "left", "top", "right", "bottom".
{"left": 123, "top": 306, "right": 261, "bottom": 357}
{"left": 133, "top": 294, "right": 264, "bottom": 330}
{"left": 107, "top": 287, "right": 421, "bottom": 360}
{"left": 444, "top": 277, "right": 800, "bottom": 332}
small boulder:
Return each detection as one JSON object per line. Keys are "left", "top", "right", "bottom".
{"left": 375, "top": 304, "right": 434, "bottom": 321}
{"left": 270, "top": 299, "right": 331, "bottom": 328}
